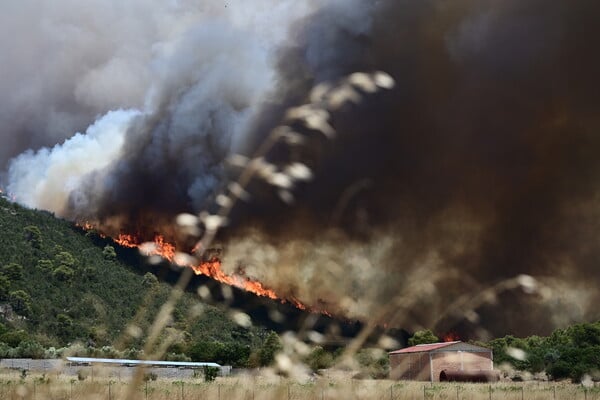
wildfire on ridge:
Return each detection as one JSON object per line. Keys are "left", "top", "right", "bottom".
{"left": 112, "top": 232, "right": 311, "bottom": 310}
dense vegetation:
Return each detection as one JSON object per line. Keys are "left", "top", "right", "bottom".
{"left": 486, "top": 321, "right": 600, "bottom": 382}
{"left": 0, "top": 195, "right": 277, "bottom": 367}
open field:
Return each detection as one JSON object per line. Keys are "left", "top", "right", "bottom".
{"left": 0, "top": 370, "right": 597, "bottom": 400}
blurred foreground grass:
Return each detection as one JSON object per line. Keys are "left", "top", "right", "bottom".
{"left": 0, "top": 370, "right": 597, "bottom": 400}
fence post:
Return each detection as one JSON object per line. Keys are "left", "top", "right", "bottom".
{"left": 70, "top": 380, "right": 73, "bottom": 400}
{"left": 423, "top": 385, "right": 426, "bottom": 400}
{"left": 488, "top": 384, "right": 492, "bottom": 400}
{"left": 181, "top": 381, "right": 184, "bottom": 400}
{"left": 390, "top": 385, "right": 393, "bottom": 400}
{"left": 108, "top": 380, "right": 112, "bottom": 400}
{"left": 288, "top": 383, "right": 291, "bottom": 400}
{"left": 521, "top": 386, "right": 524, "bottom": 400}
{"left": 145, "top": 381, "right": 148, "bottom": 400}
{"left": 456, "top": 385, "right": 459, "bottom": 400}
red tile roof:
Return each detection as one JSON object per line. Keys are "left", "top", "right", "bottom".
{"left": 389, "top": 341, "right": 461, "bottom": 354}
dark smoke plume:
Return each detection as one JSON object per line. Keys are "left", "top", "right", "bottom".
{"left": 220, "top": 0, "right": 600, "bottom": 337}
{"left": 4, "top": 0, "right": 600, "bottom": 337}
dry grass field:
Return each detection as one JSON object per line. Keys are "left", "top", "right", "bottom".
{"left": 0, "top": 369, "right": 597, "bottom": 400}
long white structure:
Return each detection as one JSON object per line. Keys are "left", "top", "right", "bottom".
{"left": 66, "top": 357, "right": 221, "bottom": 369}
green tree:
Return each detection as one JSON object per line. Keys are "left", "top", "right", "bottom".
{"left": 188, "top": 341, "right": 219, "bottom": 362}
{"left": 141, "top": 272, "right": 159, "bottom": 288}
{"left": 9, "top": 290, "right": 32, "bottom": 316}
{"left": 2, "top": 263, "right": 23, "bottom": 281}
{"left": 57, "top": 314, "right": 73, "bottom": 330}
{"left": 0, "top": 329, "right": 29, "bottom": 347}
{"left": 215, "top": 342, "right": 251, "bottom": 367}
{"left": 82, "top": 266, "right": 97, "bottom": 281}
{"left": 102, "top": 245, "right": 117, "bottom": 260}
{"left": 259, "top": 331, "right": 282, "bottom": 367}
{"left": 23, "top": 226, "right": 42, "bottom": 248}
{"left": 52, "top": 265, "right": 74, "bottom": 282}
{"left": 408, "top": 329, "right": 439, "bottom": 346}
{"left": 0, "top": 323, "right": 7, "bottom": 336}
{"left": 55, "top": 251, "right": 76, "bottom": 267}
{"left": 0, "top": 274, "right": 10, "bottom": 300}
{"left": 36, "top": 259, "right": 54, "bottom": 271}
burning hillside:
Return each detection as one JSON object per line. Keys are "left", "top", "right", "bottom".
{"left": 114, "top": 233, "right": 279, "bottom": 300}
{"left": 109, "top": 231, "right": 314, "bottom": 311}
{"left": 2, "top": 0, "right": 600, "bottom": 337}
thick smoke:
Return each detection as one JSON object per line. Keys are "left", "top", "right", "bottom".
{"left": 221, "top": 0, "right": 600, "bottom": 337}
{"left": 3, "top": 0, "right": 318, "bottom": 225}
{"left": 4, "top": 0, "right": 600, "bottom": 337}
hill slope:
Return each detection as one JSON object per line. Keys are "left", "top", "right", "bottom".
{"left": 0, "top": 195, "right": 266, "bottom": 364}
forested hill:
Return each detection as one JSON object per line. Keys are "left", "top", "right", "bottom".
{"left": 0, "top": 195, "right": 268, "bottom": 365}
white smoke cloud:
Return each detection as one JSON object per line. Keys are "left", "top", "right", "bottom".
{"left": 7, "top": 109, "right": 141, "bottom": 213}
{"left": 1, "top": 0, "right": 323, "bottom": 214}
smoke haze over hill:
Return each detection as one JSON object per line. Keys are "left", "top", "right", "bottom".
{"left": 2, "top": 0, "right": 600, "bottom": 337}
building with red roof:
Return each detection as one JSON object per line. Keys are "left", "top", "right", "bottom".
{"left": 389, "top": 341, "right": 494, "bottom": 382}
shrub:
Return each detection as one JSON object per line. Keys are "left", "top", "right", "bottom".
{"left": 144, "top": 372, "right": 158, "bottom": 381}
{"left": 77, "top": 369, "right": 88, "bottom": 381}
{"left": 356, "top": 348, "right": 389, "bottom": 379}
{"left": 45, "top": 347, "right": 59, "bottom": 359}
{"left": 306, "top": 346, "right": 334, "bottom": 372}
{"left": 0, "top": 341, "right": 12, "bottom": 357}
{"left": 203, "top": 366, "right": 219, "bottom": 382}
{"left": 17, "top": 340, "right": 45, "bottom": 359}
{"left": 123, "top": 347, "right": 143, "bottom": 359}
{"left": 100, "top": 345, "right": 121, "bottom": 358}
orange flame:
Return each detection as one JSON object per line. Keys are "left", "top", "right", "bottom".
{"left": 442, "top": 332, "right": 461, "bottom": 342}
{"left": 112, "top": 233, "right": 283, "bottom": 301}
{"left": 190, "top": 260, "right": 279, "bottom": 300}
{"left": 79, "top": 226, "right": 329, "bottom": 314}
{"left": 148, "top": 235, "right": 176, "bottom": 262}
{"left": 115, "top": 234, "right": 139, "bottom": 248}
